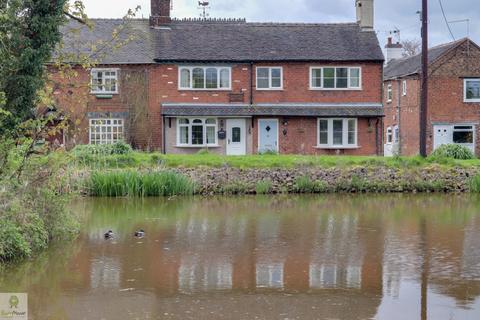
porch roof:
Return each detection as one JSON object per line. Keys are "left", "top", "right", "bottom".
{"left": 161, "top": 103, "right": 384, "bottom": 117}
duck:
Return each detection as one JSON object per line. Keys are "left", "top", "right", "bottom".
{"left": 134, "top": 229, "right": 145, "bottom": 238}
{"left": 104, "top": 230, "right": 114, "bottom": 239}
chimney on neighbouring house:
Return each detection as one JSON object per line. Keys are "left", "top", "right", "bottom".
{"left": 385, "top": 37, "right": 404, "bottom": 64}
{"left": 150, "top": 0, "right": 171, "bottom": 27}
{"left": 355, "top": 0, "right": 374, "bottom": 31}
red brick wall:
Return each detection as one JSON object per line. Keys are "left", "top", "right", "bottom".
{"left": 385, "top": 40, "right": 480, "bottom": 156}
{"left": 251, "top": 117, "right": 380, "bottom": 155}
{"left": 53, "top": 61, "right": 383, "bottom": 154}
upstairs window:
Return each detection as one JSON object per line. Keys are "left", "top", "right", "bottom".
{"left": 317, "top": 118, "right": 357, "bottom": 148}
{"left": 256, "top": 67, "right": 283, "bottom": 90}
{"left": 310, "top": 67, "right": 361, "bottom": 90}
{"left": 386, "top": 84, "right": 393, "bottom": 102}
{"left": 179, "top": 67, "right": 231, "bottom": 90}
{"left": 91, "top": 69, "right": 118, "bottom": 94}
{"left": 464, "top": 79, "right": 480, "bottom": 102}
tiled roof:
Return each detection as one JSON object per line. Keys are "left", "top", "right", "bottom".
{"left": 161, "top": 103, "right": 384, "bottom": 117}
{"left": 59, "top": 18, "right": 384, "bottom": 64}
{"left": 384, "top": 38, "right": 475, "bottom": 79}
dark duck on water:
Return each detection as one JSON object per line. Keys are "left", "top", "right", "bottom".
{"left": 104, "top": 230, "right": 114, "bottom": 239}
{"left": 134, "top": 229, "right": 145, "bottom": 238}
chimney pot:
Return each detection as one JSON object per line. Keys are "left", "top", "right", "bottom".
{"left": 356, "top": 0, "right": 374, "bottom": 31}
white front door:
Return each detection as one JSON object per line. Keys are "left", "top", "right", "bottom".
{"left": 433, "top": 125, "right": 453, "bottom": 150}
{"left": 226, "top": 119, "right": 247, "bottom": 155}
{"left": 258, "top": 119, "right": 279, "bottom": 153}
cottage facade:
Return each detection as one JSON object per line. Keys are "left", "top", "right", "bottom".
{"left": 383, "top": 38, "right": 480, "bottom": 156}
{"left": 54, "top": 0, "right": 385, "bottom": 155}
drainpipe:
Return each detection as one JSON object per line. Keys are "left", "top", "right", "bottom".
{"left": 250, "top": 61, "right": 255, "bottom": 130}
{"left": 162, "top": 115, "right": 166, "bottom": 154}
{"left": 397, "top": 79, "right": 402, "bottom": 155}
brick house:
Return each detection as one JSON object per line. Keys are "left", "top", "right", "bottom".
{"left": 383, "top": 38, "right": 480, "bottom": 156}
{"left": 54, "top": 0, "right": 384, "bottom": 155}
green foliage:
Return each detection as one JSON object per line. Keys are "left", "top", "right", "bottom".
{"left": 469, "top": 174, "right": 480, "bottom": 193}
{"left": 255, "top": 180, "right": 272, "bottom": 194}
{"left": 294, "top": 176, "right": 327, "bottom": 193}
{"left": 72, "top": 142, "right": 133, "bottom": 156}
{"left": 1, "top": 0, "right": 68, "bottom": 130}
{"left": 221, "top": 181, "right": 249, "bottom": 195}
{"left": 430, "top": 144, "right": 475, "bottom": 160}
{"left": 88, "top": 170, "right": 195, "bottom": 197}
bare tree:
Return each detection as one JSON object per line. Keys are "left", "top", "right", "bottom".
{"left": 402, "top": 39, "right": 422, "bottom": 57}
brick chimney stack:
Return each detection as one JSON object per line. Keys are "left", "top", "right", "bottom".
{"left": 150, "top": 0, "right": 171, "bottom": 27}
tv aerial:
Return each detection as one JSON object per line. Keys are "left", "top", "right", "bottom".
{"left": 198, "top": 1, "right": 210, "bottom": 19}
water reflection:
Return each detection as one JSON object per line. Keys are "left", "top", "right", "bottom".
{"left": 1, "top": 195, "right": 480, "bottom": 319}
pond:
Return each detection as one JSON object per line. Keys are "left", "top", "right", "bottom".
{"left": 1, "top": 195, "right": 480, "bottom": 319}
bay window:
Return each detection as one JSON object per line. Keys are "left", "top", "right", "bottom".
{"left": 89, "top": 119, "right": 124, "bottom": 144}
{"left": 464, "top": 79, "right": 480, "bottom": 102}
{"left": 310, "top": 67, "right": 361, "bottom": 90}
{"left": 91, "top": 68, "right": 118, "bottom": 94}
{"left": 317, "top": 118, "right": 358, "bottom": 148}
{"left": 177, "top": 118, "right": 217, "bottom": 146}
{"left": 179, "top": 67, "right": 231, "bottom": 90}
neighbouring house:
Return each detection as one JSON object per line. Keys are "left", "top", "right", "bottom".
{"left": 383, "top": 37, "right": 480, "bottom": 156}
{"left": 53, "top": 0, "right": 384, "bottom": 155}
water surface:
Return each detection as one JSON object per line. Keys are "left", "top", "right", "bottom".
{"left": 2, "top": 195, "right": 480, "bottom": 319}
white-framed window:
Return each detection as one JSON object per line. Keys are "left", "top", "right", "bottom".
{"left": 317, "top": 118, "right": 358, "bottom": 148}
{"left": 394, "top": 126, "right": 399, "bottom": 143}
{"left": 256, "top": 67, "right": 283, "bottom": 90}
{"left": 386, "top": 127, "right": 393, "bottom": 144}
{"left": 179, "top": 66, "right": 231, "bottom": 90}
{"left": 386, "top": 83, "right": 393, "bottom": 102}
{"left": 91, "top": 68, "right": 118, "bottom": 94}
{"left": 310, "top": 67, "right": 361, "bottom": 90}
{"left": 453, "top": 125, "right": 474, "bottom": 145}
{"left": 177, "top": 118, "right": 217, "bottom": 146}
{"left": 89, "top": 119, "right": 124, "bottom": 144}
{"left": 402, "top": 80, "right": 407, "bottom": 96}
{"left": 464, "top": 78, "right": 480, "bottom": 102}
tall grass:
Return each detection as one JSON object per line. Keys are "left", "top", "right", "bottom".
{"left": 89, "top": 170, "right": 195, "bottom": 197}
{"left": 470, "top": 174, "right": 480, "bottom": 193}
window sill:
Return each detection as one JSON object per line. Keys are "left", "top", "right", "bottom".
{"left": 256, "top": 88, "right": 284, "bottom": 91}
{"left": 464, "top": 100, "right": 480, "bottom": 103}
{"left": 178, "top": 88, "right": 232, "bottom": 92}
{"left": 309, "top": 88, "right": 362, "bottom": 91}
{"left": 175, "top": 145, "right": 221, "bottom": 148}
{"left": 315, "top": 145, "right": 360, "bottom": 150}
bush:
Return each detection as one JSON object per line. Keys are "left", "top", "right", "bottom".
{"left": 255, "top": 180, "right": 272, "bottom": 194}
{"left": 88, "top": 170, "right": 195, "bottom": 197}
{"left": 430, "top": 144, "right": 475, "bottom": 160}
{"left": 72, "top": 141, "right": 133, "bottom": 157}
{"left": 294, "top": 176, "right": 327, "bottom": 193}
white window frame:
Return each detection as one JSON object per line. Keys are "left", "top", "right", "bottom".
{"left": 386, "top": 83, "right": 393, "bottom": 103}
{"left": 452, "top": 125, "right": 475, "bottom": 146}
{"left": 176, "top": 117, "right": 218, "bottom": 147}
{"left": 464, "top": 78, "right": 480, "bottom": 102}
{"left": 89, "top": 118, "right": 124, "bottom": 145}
{"left": 91, "top": 68, "right": 119, "bottom": 94}
{"left": 309, "top": 66, "right": 362, "bottom": 90}
{"left": 316, "top": 118, "right": 358, "bottom": 149}
{"left": 256, "top": 67, "right": 283, "bottom": 90}
{"left": 178, "top": 66, "right": 232, "bottom": 90}
{"left": 402, "top": 80, "right": 407, "bottom": 96}
{"left": 386, "top": 127, "right": 393, "bottom": 144}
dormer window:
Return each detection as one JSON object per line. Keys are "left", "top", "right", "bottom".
{"left": 179, "top": 66, "right": 231, "bottom": 90}
{"left": 91, "top": 68, "right": 118, "bottom": 94}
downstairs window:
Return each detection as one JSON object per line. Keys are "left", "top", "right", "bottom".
{"left": 177, "top": 118, "right": 217, "bottom": 146}
{"left": 89, "top": 119, "right": 124, "bottom": 144}
{"left": 317, "top": 118, "right": 357, "bottom": 148}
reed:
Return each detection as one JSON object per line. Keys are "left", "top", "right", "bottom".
{"left": 89, "top": 170, "right": 195, "bottom": 197}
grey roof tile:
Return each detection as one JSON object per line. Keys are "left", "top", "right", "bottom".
{"left": 59, "top": 18, "right": 384, "bottom": 64}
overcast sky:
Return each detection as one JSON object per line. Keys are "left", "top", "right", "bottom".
{"left": 81, "top": 0, "right": 478, "bottom": 47}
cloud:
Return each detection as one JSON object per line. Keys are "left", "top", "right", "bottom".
{"left": 80, "top": 0, "right": 479, "bottom": 46}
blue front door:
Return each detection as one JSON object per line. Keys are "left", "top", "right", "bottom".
{"left": 258, "top": 119, "right": 278, "bottom": 153}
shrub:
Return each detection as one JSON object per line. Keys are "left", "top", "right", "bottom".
{"left": 72, "top": 141, "right": 133, "bottom": 157}
{"left": 221, "top": 181, "right": 249, "bottom": 195}
{"left": 470, "top": 174, "right": 480, "bottom": 193}
{"left": 88, "top": 170, "right": 195, "bottom": 197}
{"left": 294, "top": 176, "right": 327, "bottom": 193}
{"left": 255, "top": 180, "right": 272, "bottom": 194}
{"left": 430, "top": 144, "right": 475, "bottom": 160}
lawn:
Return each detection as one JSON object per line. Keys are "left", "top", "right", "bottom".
{"left": 71, "top": 151, "right": 480, "bottom": 169}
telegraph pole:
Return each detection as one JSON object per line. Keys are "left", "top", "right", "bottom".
{"left": 420, "top": 0, "right": 429, "bottom": 157}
